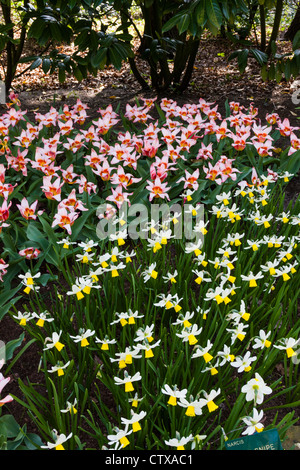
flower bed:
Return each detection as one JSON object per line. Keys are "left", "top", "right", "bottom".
{"left": 0, "top": 93, "right": 300, "bottom": 450}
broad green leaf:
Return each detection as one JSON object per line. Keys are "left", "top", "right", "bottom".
{"left": 162, "top": 12, "right": 184, "bottom": 33}
{"left": 0, "top": 415, "right": 20, "bottom": 439}
{"left": 238, "top": 48, "right": 249, "bottom": 72}
{"left": 206, "top": 0, "right": 223, "bottom": 28}
{"left": 30, "top": 57, "right": 42, "bottom": 70}
{"left": 250, "top": 48, "right": 268, "bottom": 66}
{"left": 3, "top": 333, "right": 25, "bottom": 362}
{"left": 293, "top": 30, "right": 300, "bottom": 51}
{"left": 90, "top": 47, "right": 107, "bottom": 68}
{"left": 177, "top": 13, "right": 190, "bottom": 35}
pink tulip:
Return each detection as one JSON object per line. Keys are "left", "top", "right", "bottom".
{"left": 52, "top": 208, "right": 79, "bottom": 235}
{"left": 146, "top": 176, "right": 170, "bottom": 202}
{"left": 16, "top": 198, "right": 43, "bottom": 220}
{"left": 0, "top": 361, "right": 13, "bottom": 407}
{"left": 19, "top": 247, "right": 41, "bottom": 259}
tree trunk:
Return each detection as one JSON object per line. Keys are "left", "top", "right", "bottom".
{"left": 2, "top": 0, "right": 29, "bottom": 94}
{"left": 177, "top": 38, "right": 200, "bottom": 93}
{"left": 119, "top": 10, "right": 150, "bottom": 90}
{"left": 1, "top": 1, "right": 14, "bottom": 94}
{"left": 266, "top": 0, "right": 284, "bottom": 56}
{"left": 284, "top": 4, "right": 300, "bottom": 41}
{"left": 259, "top": 4, "right": 266, "bottom": 51}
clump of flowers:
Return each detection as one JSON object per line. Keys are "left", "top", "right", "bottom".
{"left": 0, "top": 93, "right": 299, "bottom": 450}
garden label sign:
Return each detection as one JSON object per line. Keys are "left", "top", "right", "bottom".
{"left": 225, "top": 429, "right": 283, "bottom": 450}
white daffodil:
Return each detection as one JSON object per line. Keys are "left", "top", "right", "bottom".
{"left": 226, "top": 300, "right": 250, "bottom": 324}
{"left": 161, "top": 384, "right": 187, "bottom": 406}
{"left": 134, "top": 339, "right": 161, "bottom": 359}
{"left": 290, "top": 215, "right": 300, "bottom": 226}
{"left": 41, "top": 430, "right": 73, "bottom": 450}
{"left": 69, "top": 328, "right": 95, "bottom": 347}
{"left": 278, "top": 171, "right": 294, "bottom": 182}
{"left": 110, "top": 346, "right": 142, "bottom": 369}
{"left": 172, "top": 311, "right": 195, "bottom": 328}
{"left": 166, "top": 293, "right": 183, "bottom": 312}
{"left": 165, "top": 433, "right": 194, "bottom": 450}
{"left": 226, "top": 322, "right": 249, "bottom": 344}
{"left": 224, "top": 231, "right": 245, "bottom": 247}
{"left": 192, "top": 269, "right": 211, "bottom": 285}
{"left": 47, "top": 360, "right": 71, "bottom": 376}
{"left": 191, "top": 340, "right": 214, "bottom": 363}
{"left": 57, "top": 237, "right": 76, "bottom": 249}
{"left": 43, "top": 331, "right": 65, "bottom": 352}
{"left": 19, "top": 271, "right": 41, "bottom": 294}
{"left": 18, "top": 271, "right": 41, "bottom": 285}
{"left": 154, "top": 293, "right": 174, "bottom": 308}
{"left": 75, "top": 251, "right": 94, "bottom": 264}
{"left": 241, "top": 408, "right": 264, "bottom": 435}
{"left": 109, "top": 229, "right": 128, "bottom": 246}
{"left": 275, "top": 263, "right": 297, "bottom": 282}
{"left": 195, "top": 306, "right": 210, "bottom": 320}
{"left": 204, "top": 285, "right": 232, "bottom": 305}
{"left": 241, "top": 373, "right": 272, "bottom": 405}
{"left": 78, "top": 239, "right": 98, "bottom": 252}
{"left": 126, "top": 309, "right": 144, "bottom": 324}
{"left": 275, "top": 211, "right": 291, "bottom": 224}
{"left": 193, "top": 219, "right": 209, "bottom": 235}
{"left": 128, "top": 393, "right": 144, "bottom": 408}
{"left": 155, "top": 228, "right": 174, "bottom": 244}
{"left": 110, "top": 246, "right": 121, "bottom": 262}
{"left": 147, "top": 237, "right": 164, "bottom": 253}
{"left": 12, "top": 311, "right": 33, "bottom": 326}
{"left": 176, "top": 324, "right": 202, "bottom": 345}
{"left": 252, "top": 329, "right": 272, "bottom": 349}
{"left": 121, "top": 410, "right": 147, "bottom": 433}
{"left": 201, "top": 359, "right": 220, "bottom": 376}
{"left": 260, "top": 259, "right": 280, "bottom": 276}
{"left": 142, "top": 262, "right": 158, "bottom": 282}
{"left": 178, "top": 395, "right": 205, "bottom": 417}
{"left": 216, "top": 191, "right": 231, "bottom": 206}
{"left": 184, "top": 203, "right": 203, "bottom": 218}
{"left": 162, "top": 270, "right": 178, "bottom": 284}
{"left": 231, "top": 351, "right": 257, "bottom": 373}
{"left": 107, "top": 426, "right": 132, "bottom": 449}
{"left": 119, "top": 249, "right": 136, "bottom": 263}
{"left": 141, "top": 218, "right": 160, "bottom": 236}
{"left": 216, "top": 246, "right": 236, "bottom": 259}
{"left": 95, "top": 335, "right": 117, "bottom": 350}
{"left": 219, "top": 255, "right": 238, "bottom": 271}
{"left": 217, "top": 344, "right": 235, "bottom": 366}
{"left": 95, "top": 252, "right": 111, "bottom": 269}
{"left": 245, "top": 239, "right": 263, "bottom": 252}
{"left": 114, "top": 371, "right": 142, "bottom": 392}
{"left": 277, "top": 246, "right": 294, "bottom": 262}
{"left": 262, "top": 234, "right": 285, "bottom": 248}
{"left": 108, "top": 261, "right": 126, "bottom": 278}
{"left": 134, "top": 324, "right": 155, "bottom": 343}
{"left": 201, "top": 388, "right": 221, "bottom": 413}
{"left": 274, "top": 337, "right": 300, "bottom": 358}
{"left": 223, "top": 203, "right": 244, "bottom": 222}
{"left": 60, "top": 398, "right": 78, "bottom": 415}
{"left": 241, "top": 270, "right": 264, "bottom": 287}
{"left": 184, "top": 239, "right": 204, "bottom": 257}
{"left": 66, "top": 276, "right": 100, "bottom": 300}
{"left": 210, "top": 204, "right": 228, "bottom": 219}
{"left": 32, "top": 310, "right": 54, "bottom": 328}
{"left": 110, "top": 311, "right": 130, "bottom": 327}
